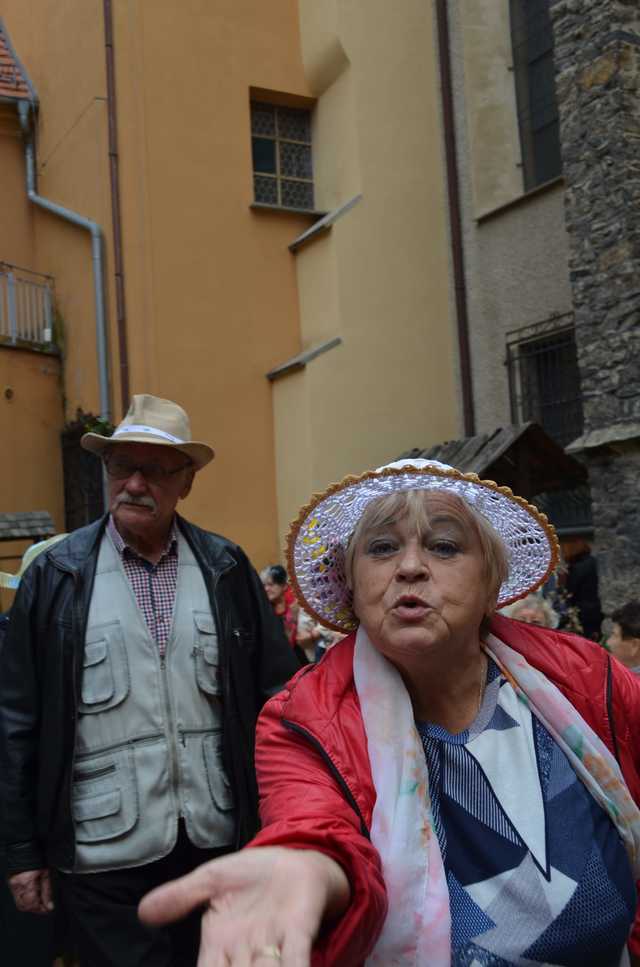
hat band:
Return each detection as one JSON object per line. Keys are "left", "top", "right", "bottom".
{"left": 113, "top": 424, "right": 185, "bottom": 444}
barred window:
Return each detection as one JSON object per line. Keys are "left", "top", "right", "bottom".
{"left": 510, "top": 0, "right": 562, "bottom": 190}
{"left": 506, "top": 317, "right": 591, "bottom": 534}
{"left": 506, "top": 316, "right": 583, "bottom": 449}
{"left": 251, "top": 102, "right": 314, "bottom": 211}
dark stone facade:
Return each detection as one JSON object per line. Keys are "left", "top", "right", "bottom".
{"left": 550, "top": 0, "right": 640, "bottom": 611}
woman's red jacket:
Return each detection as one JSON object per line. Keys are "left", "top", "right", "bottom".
{"left": 250, "top": 614, "right": 640, "bottom": 965}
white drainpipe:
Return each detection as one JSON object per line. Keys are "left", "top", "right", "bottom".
{"left": 17, "top": 99, "right": 111, "bottom": 423}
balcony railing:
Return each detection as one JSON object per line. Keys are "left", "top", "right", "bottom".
{"left": 0, "top": 262, "right": 54, "bottom": 346}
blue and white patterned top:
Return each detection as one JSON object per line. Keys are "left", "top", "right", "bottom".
{"left": 417, "top": 658, "right": 636, "bottom": 966}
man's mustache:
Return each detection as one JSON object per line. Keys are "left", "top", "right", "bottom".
{"left": 113, "top": 494, "right": 157, "bottom": 511}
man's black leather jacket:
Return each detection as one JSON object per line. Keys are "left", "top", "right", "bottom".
{"left": 0, "top": 515, "right": 298, "bottom": 875}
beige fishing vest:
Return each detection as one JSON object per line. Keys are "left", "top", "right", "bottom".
{"left": 69, "top": 530, "right": 234, "bottom": 872}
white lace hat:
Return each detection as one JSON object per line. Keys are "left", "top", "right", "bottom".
{"left": 286, "top": 459, "right": 559, "bottom": 632}
{"left": 81, "top": 394, "right": 214, "bottom": 470}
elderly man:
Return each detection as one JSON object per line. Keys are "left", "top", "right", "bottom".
{"left": 0, "top": 394, "right": 298, "bottom": 967}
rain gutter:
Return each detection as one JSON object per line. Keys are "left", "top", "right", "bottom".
{"left": 103, "top": 0, "right": 130, "bottom": 413}
{"left": 435, "top": 0, "right": 475, "bottom": 436}
{"left": 17, "top": 99, "right": 112, "bottom": 423}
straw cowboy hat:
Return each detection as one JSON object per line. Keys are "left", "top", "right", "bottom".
{"left": 287, "top": 458, "right": 559, "bottom": 633}
{"left": 81, "top": 394, "right": 214, "bottom": 470}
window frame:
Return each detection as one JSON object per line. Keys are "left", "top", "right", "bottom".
{"left": 510, "top": 0, "right": 562, "bottom": 191}
{"left": 250, "top": 101, "right": 315, "bottom": 212}
{"left": 505, "top": 314, "right": 583, "bottom": 449}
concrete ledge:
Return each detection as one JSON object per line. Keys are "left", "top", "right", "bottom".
{"left": 476, "top": 176, "right": 564, "bottom": 225}
{"left": 250, "top": 203, "right": 326, "bottom": 219}
{"left": 266, "top": 336, "right": 342, "bottom": 382}
{"left": 289, "top": 194, "right": 362, "bottom": 253}
{"left": 567, "top": 421, "right": 640, "bottom": 453}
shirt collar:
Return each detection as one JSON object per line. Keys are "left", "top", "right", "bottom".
{"left": 107, "top": 515, "right": 178, "bottom": 562}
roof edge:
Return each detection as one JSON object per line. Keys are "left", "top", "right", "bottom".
{"left": 0, "top": 17, "right": 38, "bottom": 106}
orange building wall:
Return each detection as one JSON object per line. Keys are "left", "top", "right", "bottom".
{"left": 1, "top": 0, "right": 313, "bottom": 567}
{"left": 108, "top": 0, "right": 313, "bottom": 563}
{"left": 0, "top": 345, "right": 64, "bottom": 601}
{"left": 0, "top": 99, "right": 65, "bottom": 552}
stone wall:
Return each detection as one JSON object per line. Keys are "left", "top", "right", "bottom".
{"left": 550, "top": 0, "right": 640, "bottom": 610}
{"left": 586, "top": 447, "right": 640, "bottom": 612}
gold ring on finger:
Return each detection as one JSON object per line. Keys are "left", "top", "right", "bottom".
{"left": 255, "top": 946, "right": 282, "bottom": 961}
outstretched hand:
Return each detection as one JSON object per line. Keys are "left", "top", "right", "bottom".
{"left": 138, "top": 845, "right": 349, "bottom": 967}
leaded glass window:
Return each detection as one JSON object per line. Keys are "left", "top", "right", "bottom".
{"left": 250, "top": 102, "right": 314, "bottom": 211}
{"left": 510, "top": 0, "right": 562, "bottom": 190}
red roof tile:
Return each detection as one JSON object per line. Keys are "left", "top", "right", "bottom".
{"left": 0, "top": 20, "right": 34, "bottom": 102}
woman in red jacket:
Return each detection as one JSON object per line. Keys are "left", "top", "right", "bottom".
{"left": 260, "top": 565, "right": 300, "bottom": 649}
{"left": 141, "top": 460, "right": 640, "bottom": 967}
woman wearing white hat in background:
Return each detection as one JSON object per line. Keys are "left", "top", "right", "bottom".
{"left": 141, "top": 460, "right": 640, "bottom": 967}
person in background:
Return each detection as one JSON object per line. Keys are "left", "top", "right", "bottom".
{"left": 139, "top": 459, "right": 640, "bottom": 966}
{"left": 560, "top": 536, "right": 604, "bottom": 640}
{"left": 296, "top": 609, "right": 344, "bottom": 662}
{"left": 0, "top": 394, "right": 297, "bottom": 967}
{"left": 607, "top": 601, "right": 640, "bottom": 674}
{"left": 501, "top": 592, "right": 558, "bottom": 628}
{"left": 261, "top": 565, "right": 302, "bottom": 655}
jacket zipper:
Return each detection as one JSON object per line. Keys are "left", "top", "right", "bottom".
{"left": 282, "top": 719, "right": 370, "bottom": 840}
{"left": 58, "top": 560, "right": 84, "bottom": 868}
{"left": 201, "top": 561, "right": 244, "bottom": 846}
{"left": 606, "top": 655, "right": 621, "bottom": 764}
{"left": 74, "top": 763, "right": 116, "bottom": 782}
{"left": 159, "top": 650, "right": 183, "bottom": 818}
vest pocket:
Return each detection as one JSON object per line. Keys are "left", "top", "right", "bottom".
{"left": 193, "top": 612, "right": 221, "bottom": 696}
{"left": 79, "top": 622, "right": 130, "bottom": 713}
{"left": 202, "top": 732, "right": 233, "bottom": 812}
{"left": 72, "top": 748, "right": 138, "bottom": 843}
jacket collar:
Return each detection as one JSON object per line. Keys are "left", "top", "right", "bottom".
{"left": 489, "top": 612, "right": 607, "bottom": 687}
{"left": 284, "top": 618, "right": 606, "bottom": 726}
{"left": 281, "top": 632, "right": 358, "bottom": 727}
{"left": 44, "top": 513, "right": 238, "bottom": 576}
{"left": 175, "top": 514, "right": 236, "bottom": 575}
{"left": 46, "top": 516, "right": 107, "bottom": 573}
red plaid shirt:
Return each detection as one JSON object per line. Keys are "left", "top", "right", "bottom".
{"left": 107, "top": 516, "right": 178, "bottom": 657}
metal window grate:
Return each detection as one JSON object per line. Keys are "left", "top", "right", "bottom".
{"left": 250, "top": 102, "right": 314, "bottom": 211}
{"left": 507, "top": 315, "right": 593, "bottom": 535}
{"left": 506, "top": 314, "right": 583, "bottom": 449}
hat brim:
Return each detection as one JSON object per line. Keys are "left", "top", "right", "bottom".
{"left": 287, "top": 464, "right": 560, "bottom": 633}
{"left": 80, "top": 432, "right": 214, "bottom": 470}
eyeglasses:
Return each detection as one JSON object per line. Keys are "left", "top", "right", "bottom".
{"left": 104, "top": 455, "right": 192, "bottom": 485}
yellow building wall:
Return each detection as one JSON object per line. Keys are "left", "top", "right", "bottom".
{"left": 0, "top": 0, "right": 114, "bottom": 415}
{"left": 111, "top": 0, "right": 313, "bottom": 564}
{"left": 0, "top": 107, "right": 36, "bottom": 269}
{"left": 273, "top": 0, "right": 459, "bottom": 549}
{"left": 0, "top": 98, "right": 65, "bottom": 552}
{"left": 0, "top": 345, "right": 64, "bottom": 611}
{"left": 1, "top": 0, "right": 314, "bottom": 568}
